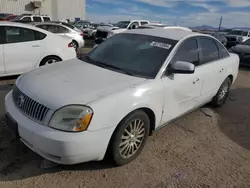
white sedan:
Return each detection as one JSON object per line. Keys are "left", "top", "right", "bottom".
{"left": 0, "top": 22, "right": 76, "bottom": 77}
{"left": 5, "top": 29, "right": 239, "bottom": 166}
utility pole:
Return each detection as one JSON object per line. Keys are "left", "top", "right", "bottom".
{"left": 218, "top": 16, "right": 223, "bottom": 31}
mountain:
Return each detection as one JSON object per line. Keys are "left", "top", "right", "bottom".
{"left": 190, "top": 25, "right": 250, "bottom": 31}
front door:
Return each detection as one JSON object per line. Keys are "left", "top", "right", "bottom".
{"left": 3, "top": 26, "right": 43, "bottom": 74}
{"left": 160, "top": 38, "right": 202, "bottom": 124}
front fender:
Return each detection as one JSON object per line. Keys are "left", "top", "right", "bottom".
{"left": 87, "top": 80, "right": 164, "bottom": 131}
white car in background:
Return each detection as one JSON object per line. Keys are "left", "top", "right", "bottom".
{"left": 5, "top": 29, "right": 239, "bottom": 166}
{"left": 0, "top": 22, "right": 76, "bottom": 77}
{"left": 33, "top": 22, "right": 85, "bottom": 49}
{"left": 95, "top": 20, "right": 149, "bottom": 44}
{"left": 138, "top": 23, "right": 192, "bottom": 32}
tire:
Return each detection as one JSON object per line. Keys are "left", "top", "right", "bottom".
{"left": 212, "top": 77, "right": 232, "bottom": 107}
{"left": 40, "top": 56, "right": 62, "bottom": 66}
{"left": 72, "top": 40, "right": 79, "bottom": 49}
{"left": 110, "top": 110, "right": 150, "bottom": 166}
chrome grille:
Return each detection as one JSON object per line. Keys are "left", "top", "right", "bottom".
{"left": 12, "top": 86, "right": 50, "bottom": 123}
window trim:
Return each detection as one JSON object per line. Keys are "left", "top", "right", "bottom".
{"left": 21, "top": 16, "right": 32, "bottom": 21}
{"left": 197, "top": 36, "right": 220, "bottom": 66}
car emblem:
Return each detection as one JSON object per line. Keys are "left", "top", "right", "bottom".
{"left": 16, "top": 95, "right": 25, "bottom": 107}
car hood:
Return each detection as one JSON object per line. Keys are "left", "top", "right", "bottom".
{"left": 231, "top": 44, "right": 250, "bottom": 54}
{"left": 16, "top": 59, "right": 146, "bottom": 110}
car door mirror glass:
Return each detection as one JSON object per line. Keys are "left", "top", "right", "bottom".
{"left": 170, "top": 61, "right": 195, "bottom": 74}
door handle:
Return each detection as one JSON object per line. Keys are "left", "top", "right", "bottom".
{"left": 32, "top": 45, "right": 40, "bottom": 47}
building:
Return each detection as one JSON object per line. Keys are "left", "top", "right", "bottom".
{"left": 0, "top": 0, "right": 86, "bottom": 21}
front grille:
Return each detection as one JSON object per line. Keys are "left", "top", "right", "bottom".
{"left": 95, "top": 30, "right": 108, "bottom": 38}
{"left": 12, "top": 86, "right": 50, "bottom": 123}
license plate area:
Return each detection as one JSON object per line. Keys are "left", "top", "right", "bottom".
{"left": 5, "top": 113, "right": 19, "bottom": 139}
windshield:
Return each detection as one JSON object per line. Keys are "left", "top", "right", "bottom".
{"left": 115, "top": 21, "right": 130, "bottom": 28}
{"left": 228, "top": 30, "right": 248, "bottom": 36}
{"left": 12, "top": 15, "right": 23, "bottom": 21}
{"left": 81, "top": 33, "right": 177, "bottom": 79}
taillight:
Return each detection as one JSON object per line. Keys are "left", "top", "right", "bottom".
{"left": 80, "top": 33, "right": 84, "bottom": 37}
{"left": 68, "top": 42, "right": 73, "bottom": 48}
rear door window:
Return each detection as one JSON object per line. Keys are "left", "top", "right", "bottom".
{"left": 199, "top": 38, "right": 219, "bottom": 64}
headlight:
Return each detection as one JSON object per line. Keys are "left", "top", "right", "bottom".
{"left": 49, "top": 105, "right": 93, "bottom": 132}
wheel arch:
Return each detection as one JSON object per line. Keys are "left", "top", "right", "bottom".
{"left": 39, "top": 55, "right": 62, "bottom": 66}
{"left": 228, "top": 74, "right": 233, "bottom": 83}
{"left": 104, "top": 107, "right": 156, "bottom": 159}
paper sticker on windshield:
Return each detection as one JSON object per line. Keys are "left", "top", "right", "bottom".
{"left": 150, "top": 41, "right": 172, "bottom": 49}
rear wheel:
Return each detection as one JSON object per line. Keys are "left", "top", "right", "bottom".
{"left": 40, "top": 56, "right": 61, "bottom": 66}
{"left": 110, "top": 111, "right": 150, "bottom": 166}
{"left": 212, "top": 77, "right": 232, "bottom": 107}
{"left": 71, "top": 40, "right": 79, "bottom": 49}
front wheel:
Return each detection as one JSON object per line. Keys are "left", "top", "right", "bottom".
{"left": 212, "top": 77, "right": 232, "bottom": 107}
{"left": 110, "top": 111, "right": 150, "bottom": 166}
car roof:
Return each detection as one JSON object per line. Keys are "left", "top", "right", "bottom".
{"left": 0, "top": 21, "right": 54, "bottom": 35}
{"left": 125, "top": 28, "right": 203, "bottom": 41}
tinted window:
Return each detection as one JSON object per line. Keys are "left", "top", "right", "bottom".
{"left": 33, "top": 16, "right": 42, "bottom": 22}
{"left": 171, "top": 39, "right": 199, "bottom": 66}
{"left": 199, "top": 38, "right": 219, "bottom": 64}
{"left": 34, "top": 31, "right": 46, "bottom": 40}
{"left": 5, "top": 26, "right": 35, "bottom": 43}
{"left": 21, "top": 17, "right": 32, "bottom": 21}
{"left": 82, "top": 33, "right": 177, "bottom": 79}
{"left": 215, "top": 41, "right": 230, "bottom": 58}
{"left": 140, "top": 22, "right": 149, "bottom": 25}
{"left": 0, "top": 26, "right": 5, "bottom": 44}
{"left": 36, "top": 24, "right": 48, "bottom": 30}
{"left": 43, "top": 17, "right": 51, "bottom": 22}
{"left": 57, "top": 26, "right": 70, "bottom": 33}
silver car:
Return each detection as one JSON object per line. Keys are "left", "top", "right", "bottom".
{"left": 33, "top": 22, "right": 85, "bottom": 49}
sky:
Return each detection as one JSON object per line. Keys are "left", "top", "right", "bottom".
{"left": 86, "top": 0, "right": 250, "bottom": 27}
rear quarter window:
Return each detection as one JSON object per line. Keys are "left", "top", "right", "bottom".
{"left": 34, "top": 31, "right": 47, "bottom": 40}
{"left": 43, "top": 17, "right": 51, "bottom": 22}
{"left": 215, "top": 40, "right": 230, "bottom": 58}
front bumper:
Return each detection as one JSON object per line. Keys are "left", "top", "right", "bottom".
{"left": 5, "top": 91, "right": 113, "bottom": 165}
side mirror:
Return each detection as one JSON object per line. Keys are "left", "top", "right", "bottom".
{"left": 170, "top": 61, "right": 195, "bottom": 74}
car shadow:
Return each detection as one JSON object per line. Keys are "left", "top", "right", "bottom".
{"left": 215, "top": 87, "right": 250, "bottom": 151}
{"left": 0, "top": 87, "right": 250, "bottom": 181}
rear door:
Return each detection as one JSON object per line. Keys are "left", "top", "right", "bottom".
{"left": 3, "top": 26, "right": 46, "bottom": 74}
{"left": 0, "top": 26, "right": 5, "bottom": 75}
{"left": 196, "top": 37, "right": 225, "bottom": 103}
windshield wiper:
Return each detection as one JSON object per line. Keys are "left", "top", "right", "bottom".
{"left": 94, "top": 62, "right": 137, "bottom": 76}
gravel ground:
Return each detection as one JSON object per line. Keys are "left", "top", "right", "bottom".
{"left": 0, "top": 66, "right": 250, "bottom": 188}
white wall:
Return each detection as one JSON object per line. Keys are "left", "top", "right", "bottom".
{"left": 0, "top": 0, "right": 85, "bottom": 21}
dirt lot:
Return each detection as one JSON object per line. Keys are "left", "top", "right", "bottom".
{"left": 0, "top": 65, "right": 250, "bottom": 188}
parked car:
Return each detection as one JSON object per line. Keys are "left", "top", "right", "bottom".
{"left": 137, "top": 24, "right": 192, "bottom": 32}
{"left": 83, "top": 23, "right": 113, "bottom": 39}
{"left": 224, "top": 29, "right": 250, "bottom": 48}
{"left": 32, "top": 22, "right": 85, "bottom": 49}
{"left": 12, "top": 14, "right": 52, "bottom": 23}
{"left": 5, "top": 29, "right": 239, "bottom": 166}
{"left": 211, "top": 32, "right": 227, "bottom": 46}
{"left": 0, "top": 22, "right": 76, "bottom": 77}
{"left": 0, "top": 13, "right": 17, "bottom": 21}
{"left": 95, "top": 20, "right": 149, "bottom": 44}
{"left": 229, "top": 38, "right": 250, "bottom": 66}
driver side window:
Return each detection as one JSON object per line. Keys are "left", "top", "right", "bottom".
{"left": 170, "top": 38, "right": 199, "bottom": 66}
